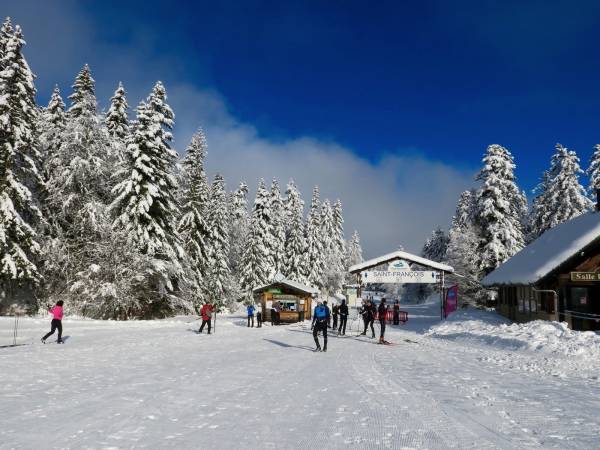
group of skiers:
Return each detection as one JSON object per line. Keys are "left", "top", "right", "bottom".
{"left": 245, "top": 303, "right": 262, "bottom": 328}
{"left": 310, "top": 297, "right": 402, "bottom": 350}
{"left": 39, "top": 296, "right": 402, "bottom": 349}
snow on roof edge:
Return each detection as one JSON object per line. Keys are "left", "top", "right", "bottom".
{"left": 349, "top": 250, "right": 454, "bottom": 273}
{"left": 482, "top": 212, "right": 600, "bottom": 286}
{"left": 253, "top": 277, "right": 318, "bottom": 295}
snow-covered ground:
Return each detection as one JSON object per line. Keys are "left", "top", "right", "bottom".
{"left": 1, "top": 301, "right": 600, "bottom": 449}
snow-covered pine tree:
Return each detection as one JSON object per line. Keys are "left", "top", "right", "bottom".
{"left": 447, "top": 190, "right": 477, "bottom": 261}
{"left": 228, "top": 181, "right": 249, "bottom": 282}
{"left": 45, "top": 65, "right": 113, "bottom": 237}
{"left": 527, "top": 170, "right": 551, "bottom": 241}
{"left": 443, "top": 189, "right": 486, "bottom": 304}
{"left": 332, "top": 199, "right": 346, "bottom": 266}
{"left": 305, "top": 186, "right": 325, "bottom": 288}
{"left": 0, "top": 18, "right": 13, "bottom": 67}
{"left": 178, "top": 130, "right": 211, "bottom": 303}
{"left": 38, "top": 86, "right": 66, "bottom": 182}
{"left": 421, "top": 227, "right": 449, "bottom": 262}
{"left": 68, "top": 64, "right": 95, "bottom": 118}
{"left": 110, "top": 83, "right": 183, "bottom": 288}
{"left": 319, "top": 199, "right": 335, "bottom": 255}
{"left": 344, "top": 230, "right": 363, "bottom": 284}
{"left": 451, "top": 190, "right": 475, "bottom": 231}
{"left": 205, "top": 174, "right": 232, "bottom": 306}
{"left": 543, "top": 144, "right": 592, "bottom": 230}
{"left": 474, "top": 144, "right": 526, "bottom": 275}
{"left": 267, "top": 178, "right": 286, "bottom": 278}
{"left": 282, "top": 180, "right": 306, "bottom": 282}
{"left": 0, "top": 24, "right": 43, "bottom": 294}
{"left": 319, "top": 199, "right": 344, "bottom": 294}
{"left": 105, "top": 81, "right": 129, "bottom": 143}
{"left": 587, "top": 144, "right": 600, "bottom": 200}
{"left": 241, "top": 180, "right": 271, "bottom": 293}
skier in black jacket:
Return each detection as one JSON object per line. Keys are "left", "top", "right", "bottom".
{"left": 378, "top": 298, "right": 389, "bottom": 344}
{"left": 338, "top": 299, "right": 348, "bottom": 335}
{"left": 360, "top": 300, "right": 376, "bottom": 338}
{"left": 332, "top": 304, "right": 339, "bottom": 330}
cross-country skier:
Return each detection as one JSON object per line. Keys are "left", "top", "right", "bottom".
{"left": 332, "top": 303, "right": 339, "bottom": 330}
{"left": 378, "top": 298, "right": 389, "bottom": 344}
{"left": 247, "top": 304, "right": 255, "bottom": 327}
{"left": 360, "top": 300, "right": 376, "bottom": 338}
{"left": 393, "top": 300, "right": 400, "bottom": 325}
{"left": 199, "top": 302, "right": 214, "bottom": 334}
{"left": 312, "top": 300, "right": 330, "bottom": 352}
{"left": 256, "top": 306, "right": 263, "bottom": 328}
{"left": 338, "top": 299, "right": 348, "bottom": 335}
{"left": 323, "top": 300, "right": 331, "bottom": 328}
{"left": 41, "top": 301, "right": 64, "bottom": 344}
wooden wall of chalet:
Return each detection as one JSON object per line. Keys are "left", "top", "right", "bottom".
{"left": 496, "top": 241, "right": 600, "bottom": 330}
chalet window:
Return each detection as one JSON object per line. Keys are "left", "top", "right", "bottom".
{"left": 569, "top": 287, "right": 589, "bottom": 312}
{"left": 518, "top": 287, "right": 525, "bottom": 313}
{"left": 538, "top": 292, "right": 555, "bottom": 314}
{"left": 529, "top": 287, "right": 537, "bottom": 314}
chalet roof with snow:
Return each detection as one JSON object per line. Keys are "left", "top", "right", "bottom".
{"left": 482, "top": 212, "right": 600, "bottom": 286}
{"left": 253, "top": 273, "right": 318, "bottom": 295}
{"left": 349, "top": 250, "right": 454, "bottom": 274}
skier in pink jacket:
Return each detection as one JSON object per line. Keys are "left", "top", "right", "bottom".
{"left": 42, "top": 301, "right": 64, "bottom": 344}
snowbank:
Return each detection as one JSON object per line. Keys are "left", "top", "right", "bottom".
{"left": 427, "top": 309, "right": 600, "bottom": 359}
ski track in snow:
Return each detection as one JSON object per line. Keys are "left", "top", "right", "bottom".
{"left": 1, "top": 303, "right": 599, "bottom": 449}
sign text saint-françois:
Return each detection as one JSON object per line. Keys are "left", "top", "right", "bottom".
{"left": 361, "top": 270, "right": 440, "bottom": 284}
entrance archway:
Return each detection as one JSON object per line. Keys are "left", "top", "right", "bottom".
{"left": 348, "top": 250, "right": 455, "bottom": 320}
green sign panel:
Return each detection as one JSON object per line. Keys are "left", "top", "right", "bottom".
{"left": 267, "top": 288, "right": 282, "bottom": 294}
{"left": 571, "top": 272, "right": 600, "bottom": 282}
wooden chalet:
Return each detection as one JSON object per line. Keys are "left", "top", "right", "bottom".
{"left": 482, "top": 212, "right": 600, "bottom": 331}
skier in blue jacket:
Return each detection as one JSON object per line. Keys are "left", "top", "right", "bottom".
{"left": 247, "top": 304, "right": 255, "bottom": 327}
{"left": 312, "top": 300, "right": 330, "bottom": 352}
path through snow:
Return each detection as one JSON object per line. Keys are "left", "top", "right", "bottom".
{"left": 1, "top": 302, "right": 599, "bottom": 449}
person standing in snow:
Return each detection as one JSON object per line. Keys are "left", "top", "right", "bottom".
{"left": 393, "top": 300, "right": 400, "bottom": 325}
{"left": 338, "top": 299, "right": 348, "bottom": 335}
{"left": 41, "top": 301, "right": 64, "bottom": 344}
{"left": 247, "top": 304, "right": 255, "bottom": 328}
{"left": 256, "top": 305, "right": 262, "bottom": 328}
{"left": 360, "top": 300, "right": 376, "bottom": 338}
{"left": 324, "top": 300, "right": 331, "bottom": 328}
{"left": 271, "top": 301, "right": 281, "bottom": 326}
{"left": 378, "top": 298, "right": 389, "bottom": 344}
{"left": 312, "top": 301, "right": 330, "bottom": 352}
{"left": 332, "top": 303, "right": 339, "bottom": 330}
{"left": 199, "top": 301, "right": 214, "bottom": 334}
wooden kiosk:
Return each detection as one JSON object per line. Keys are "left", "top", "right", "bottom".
{"left": 253, "top": 274, "right": 317, "bottom": 323}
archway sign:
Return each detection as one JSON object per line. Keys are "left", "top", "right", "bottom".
{"left": 348, "top": 250, "right": 455, "bottom": 320}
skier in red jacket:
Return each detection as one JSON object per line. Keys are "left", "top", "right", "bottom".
{"left": 198, "top": 302, "right": 214, "bottom": 334}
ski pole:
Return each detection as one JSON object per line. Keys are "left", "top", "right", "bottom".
{"left": 13, "top": 314, "right": 19, "bottom": 346}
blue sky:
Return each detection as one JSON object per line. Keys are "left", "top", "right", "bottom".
{"left": 5, "top": 0, "right": 600, "bottom": 256}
